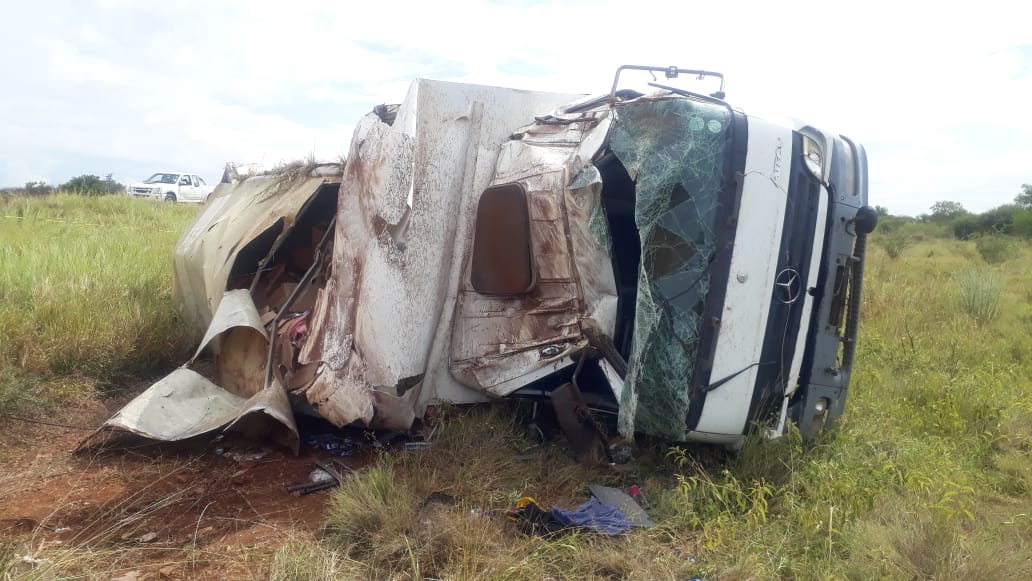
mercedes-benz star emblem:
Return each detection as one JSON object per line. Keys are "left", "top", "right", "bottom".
{"left": 774, "top": 268, "right": 801, "bottom": 304}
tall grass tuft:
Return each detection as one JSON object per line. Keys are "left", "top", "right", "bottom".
{"left": 957, "top": 268, "right": 1002, "bottom": 325}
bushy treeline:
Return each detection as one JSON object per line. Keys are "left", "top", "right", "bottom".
{"left": 0, "top": 173, "right": 126, "bottom": 197}
{"left": 878, "top": 184, "right": 1032, "bottom": 239}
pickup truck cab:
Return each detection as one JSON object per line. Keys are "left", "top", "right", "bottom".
{"left": 128, "top": 172, "right": 215, "bottom": 203}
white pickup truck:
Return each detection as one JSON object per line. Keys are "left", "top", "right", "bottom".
{"left": 128, "top": 172, "right": 215, "bottom": 203}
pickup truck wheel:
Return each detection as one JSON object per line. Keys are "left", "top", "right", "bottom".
{"left": 164, "top": 193, "right": 177, "bottom": 203}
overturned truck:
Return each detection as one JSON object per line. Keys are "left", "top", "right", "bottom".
{"left": 97, "top": 66, "right": 875, "bottom": 451}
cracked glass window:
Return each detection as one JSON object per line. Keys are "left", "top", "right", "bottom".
{"left": 610, "top": 98, "right": 732, "bottom": 439}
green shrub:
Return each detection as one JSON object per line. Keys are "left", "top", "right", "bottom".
{"left": 1013, "top": 210, "right": 1032, "bottom": 238}
{"left": 880, "top": 230, "right": 911, "bottom": 259}
{"left": 975, "top": 235, "right": 1011, "bottom": 264}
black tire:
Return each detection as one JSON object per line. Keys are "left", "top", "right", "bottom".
{"left": 164, "top": 192, "right": 177, "bottom": 203}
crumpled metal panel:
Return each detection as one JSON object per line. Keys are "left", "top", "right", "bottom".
{"left": 190, "top": 288, "right": 270, "bottom": 399}
{"left": 610, "top": 97, "right": 732, "bottom": 439}
{"left": 173, "top": 171, "right": 338, "bottom": 332}
{"left": 95, "top": 368, "right": 246, "bottom": 442}
{"left": 191, "top": 288, "right": 268, "bottom": 361}
{"left": 85, "top": 368, "right": 298, "bottom": 452}
{"left": 450, "top": 107, "right": 617, "bottom": 396}
{"left": 93, "top": 166, "right": 338, "bottom": 451}
{"left": 305, "top": 79, "right": 583, "bottom": 426}
{"left": 87, "top": 291, "right": 300, "bottom": 451}
{"left": 100, "top": 80, "right": 631, "bottom": 446}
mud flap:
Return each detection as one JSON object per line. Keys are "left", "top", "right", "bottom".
{"left": 550, "top": 382, "right": 600, "bottom": 461}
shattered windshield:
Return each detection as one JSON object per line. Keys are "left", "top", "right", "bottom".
{"left": 144, "top": 173, "right": 178, "bottom": 184}
{"left": 610, "top": 97, "right": 732, "bottom": 439}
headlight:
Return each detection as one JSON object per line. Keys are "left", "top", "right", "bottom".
{"left": 802, "top": 136, "right": 824, "bottom": 181}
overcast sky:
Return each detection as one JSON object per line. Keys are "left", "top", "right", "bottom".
{"left": 1, "top": 0, "right": 1029, "bottom": 215}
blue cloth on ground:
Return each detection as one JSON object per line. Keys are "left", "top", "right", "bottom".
{"left": 550, "top": 498, "right": 631, "bottom": 535}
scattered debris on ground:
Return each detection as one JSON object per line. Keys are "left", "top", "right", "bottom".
{"left": 509, "top": 483, "right": 655, "bottom": 536}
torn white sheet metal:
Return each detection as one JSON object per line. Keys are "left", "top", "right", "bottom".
{"left": 102, "top": 80, "right": 622, "bottom": 447}
{"left": 304, "top": 79, "right": 586, "bottom": 427}
{"left": 99, "top": 368, "right": 245, "bottom": 441}
{"left": 89, "top": 368, "right": 298, "bottom": 452}
{"left": 223, "top": 379, "right": 299, "bottom": 452}
{"left": 191, "top": 288, "right": 268, "bottom": 361}
{"left": 87, "top": 290, "right": 300, "bottom": 451}
{"left": 173, "top": 167, "right": 341, "bottom": 331}
{"left": 190, "top": 288, "right": 270, "bottom": 399}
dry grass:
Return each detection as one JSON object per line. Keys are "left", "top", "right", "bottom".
{"left": 294, "top": 407, "right": 698, "bottom": 580}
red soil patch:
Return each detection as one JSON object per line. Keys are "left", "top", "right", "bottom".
{"left": 0, "top": 401, "right": 368, "bottom": 579}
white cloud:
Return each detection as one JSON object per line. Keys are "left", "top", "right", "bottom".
{"left": 1, "top": 0, "right": 1030, "bottom": 214}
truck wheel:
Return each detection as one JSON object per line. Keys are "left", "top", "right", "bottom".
{"left": 164, "top": 192, "right": 177, "bottom": 203}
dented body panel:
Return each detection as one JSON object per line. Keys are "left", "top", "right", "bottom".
{"left": 94, "top": 75, "right": 872, "bottom": 449}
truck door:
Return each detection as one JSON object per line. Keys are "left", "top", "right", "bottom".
{"left": 189, "top": 175, "right": 203, "bottom": 201}
{"left": 178, "top": 174, "right": 193, "bottom": 200}
{"left": 449, "top": 172, "right": 585, "bottom": 396}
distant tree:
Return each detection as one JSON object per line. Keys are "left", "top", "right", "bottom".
{"left": 1016, "top": 184, "right": 1032, "bottom": 209}
{"left": 1013, "top": 209, "right": 1032, "bottom": 238}
{"left": 61, "top": 173, "right": 125, "bottom": 196}
{"left": 874, "top": 205, "right": 891, "bottom": 217}
{"left": 930, "top": 200, "right": 967, "bottom": 221}
{"left": 100, "top": 173, "right": 124, "bottom": 194}
{"left": 62, "top": 174, "right": 104, "bottom": 195}
{"left": 24, "top": 181, "right": 54, "bottom": 196}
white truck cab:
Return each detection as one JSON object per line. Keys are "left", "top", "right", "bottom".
{"left": 452, "top": 66, "right": 876, "bottom": 445}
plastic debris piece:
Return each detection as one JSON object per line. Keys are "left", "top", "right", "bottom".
{"left": 214, "top": 447, "right": 268, "bottom": 462}
{"left": 305, "top": 433, "right": 355, "bottom": 457}
{"left": 588, "top": 484, "right": 655, "bottom": 528}
{"left": 628, "top": 484, "right": 650, "bottom": 508}
{"left": 309, "top": 468, "right": 334, "bottom": 483}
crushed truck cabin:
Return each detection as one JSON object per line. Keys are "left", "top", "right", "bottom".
{"left": 88, "top": 66, "right": 876, "bottom": 453}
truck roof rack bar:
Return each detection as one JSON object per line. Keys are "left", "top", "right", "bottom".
{"left": 611, "top": 65, "right": 725, "bottom": 99}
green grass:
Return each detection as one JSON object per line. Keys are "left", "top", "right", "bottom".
{"left": 3, "top": 195, "right": 1032, "bottom": 578}
{"left": 279, "top": 236, "right": 1032, "bottom": 579}
{"left": 0, "top": 193, "right": 199, "bottom": 410}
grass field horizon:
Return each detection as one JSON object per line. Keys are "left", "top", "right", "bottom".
{"left": 2, "top": 193, "right": 1030, "bottom": 579}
